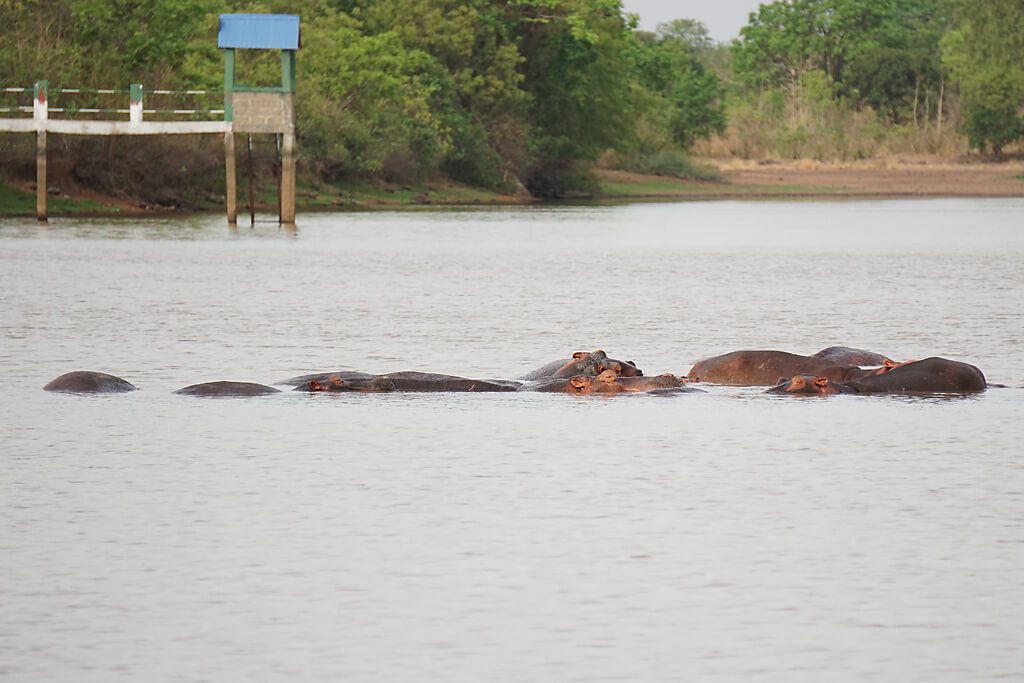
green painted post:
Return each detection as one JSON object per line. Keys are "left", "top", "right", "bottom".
{"left": 281, "top": 51, "right": 296, "bottom": 93}
{"left": 223, "top": 48, "right": 235, "bottom": 121}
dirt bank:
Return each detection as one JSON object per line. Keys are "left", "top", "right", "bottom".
{"left": 713, "top": 158, "right": 1024, "bottom": 197}
{"left": 4, "top": 156, "right": 1023, "bottom": 217}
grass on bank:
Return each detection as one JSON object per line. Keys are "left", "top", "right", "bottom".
{"left": 0, "top": 182, "right": 106, "bottom": 216}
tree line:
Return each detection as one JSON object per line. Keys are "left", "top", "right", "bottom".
{"left": 0, "top": 0, "right": 1021, "bottom": 202}
{"left": 726, "top": 0, "right": 1024, "bottom": 158}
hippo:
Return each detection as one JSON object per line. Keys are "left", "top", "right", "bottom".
{"left": 687, "top": 350, "right": 894, "bottom": 386}
{"left": 519, "top": 350, "right": 643, "bottom": 381}
{"left": 174, "top": 381, "right": 281, "bottom": 396}
{"left": 380, "top": 371, "right": 521, "bottom": 392}
{"left": 296, "top": 375, "right": 397, "bottom": 393}
{"left": 812, "top": 346, "right": 893, "bottom": 367}
{"left": 767, "top": 374, "right": 856, "bottom": 396}
{"left": 846, "top": 357, "right": 986, "bottom": 394}
{"left": 43, "top": 371, "right": 137, "bottom": 393}
{"left": 276, "top": 370, "right": 377, "bottom": 387}
{"left": 768, "top": 357, "right": 986, "bottom": 396}
{"left": 523, "top": 370, "right": 700, "bottom": 395}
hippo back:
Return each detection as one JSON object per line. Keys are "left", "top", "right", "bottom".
{"left": 688, "top": 350, "right": 855, "bottom": 386}
{"left": 813, "top": 346, "right": 892, "bottom": 367}
{"left": 174, "top": 381, "right": 281, "bottom": 396}
{"left": 846, "top": 357, "right": 986, "bottom": 395}
{"left": 43, "top": 371, "right": 137, "bottom": 394}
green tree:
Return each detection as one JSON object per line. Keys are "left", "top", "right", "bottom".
{"left": 630, "top": 23, "right": 725, "bottom": 149}
{"left": 510, "top": 0, "right": 638, "bottom": 196}
{"left": 359, "top": 0, "right": 529, "bottom": 188}
{"left": 943, "top": 0, "right": 1024, "bottom": 154}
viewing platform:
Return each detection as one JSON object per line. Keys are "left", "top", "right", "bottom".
{"left": 0, "top": 13, "right": 299, "bottom": 225}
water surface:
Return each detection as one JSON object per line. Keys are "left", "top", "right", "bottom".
{"left": 2, "top": 199, "right": 1023, "bottom": 681}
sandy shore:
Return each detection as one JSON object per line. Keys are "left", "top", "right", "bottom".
{"left": 711, "top": 158, "right": 1024, "bottom": 197}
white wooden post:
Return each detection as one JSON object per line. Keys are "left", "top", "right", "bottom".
{"left": 130, "top": 84, "right": 143, "bottom": 124}
{"left": 34, "top": 80, "right": 47, "bottom": 222}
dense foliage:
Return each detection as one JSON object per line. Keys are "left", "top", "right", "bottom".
{"left": 0, "top": 0, "right": 1020, "bottom": 203}
{"left": 0, "top": 0, "right": 725, "bottom": 197}
{"left": 727, "top": 0, "right": 1024, "bottom": 158}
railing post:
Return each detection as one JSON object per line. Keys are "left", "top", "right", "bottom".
{"left": 34, "top": 80, "right": 48, "bottom": 223}
{"left": 130, "top": 83, "right": 143, "bottom": 124}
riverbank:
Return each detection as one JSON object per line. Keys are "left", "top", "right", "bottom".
{"left": 3, "top": 156, "right": 1023, "bottom": 217}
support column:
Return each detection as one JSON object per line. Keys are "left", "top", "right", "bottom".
{"left": 36, "top": 130, "right": 47, "bottom": 223}
{"left": 247, "top": 134, "right": 255, "bottom": 228}
{"left": 34, "top": 80, "right": 48, "bottom": 223}
{"left": 280, "top": 131, "right": 296, "bottom": 225}
{"left": 224, "top": 131, "right": 237, "bottom": 224}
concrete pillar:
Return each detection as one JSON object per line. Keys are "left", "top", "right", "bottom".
{"left": 280, "top": 131, "right": 296, "bottom": 225}
{"left": 224, "top": 131, "right": 237, "bottom": 224}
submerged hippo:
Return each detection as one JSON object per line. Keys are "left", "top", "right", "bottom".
{"left": 519, "top": 350, "right": 643, "bottom": 381}
{"left": 43, "top": 371, "right": 137, "bottom": 394}
{"left": 766, "top": 374, "right": 856, "bottom": 396}
{"left": 296, "top": 372, "right": 519, "bottom": 393}
{"left": 524, "top": 370, "right": 700, "bottom": 395}
{"left": 380, "top": 371, "right": 521, "bottom": 392}
{"left": 296, "top": 375, "right": 397, "bottom": 393}
{"left": 812, "top": 346, "right": 893, "bottom": 367}
{"left": 174, "top": 381, "right": 281, "bottom": 396}
{"left": 768, "top": 357, "right": 986, "bottom": 396}
{"left": 687, "top": 350, "right": 894, "bottom": 386}
{"left": 276, "top": 370, "right": 377, "bottom": 387}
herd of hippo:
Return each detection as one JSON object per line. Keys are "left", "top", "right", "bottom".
{"left": 42, "top": 346, "right": 992, "bottom": 398}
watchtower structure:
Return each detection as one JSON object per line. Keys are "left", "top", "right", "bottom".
{"left": 218, "top": 13, "right": 299, "bottom": 225}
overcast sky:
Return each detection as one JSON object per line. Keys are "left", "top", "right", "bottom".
{"left": 621, "top": 0, "right": 765, "bottom": 43}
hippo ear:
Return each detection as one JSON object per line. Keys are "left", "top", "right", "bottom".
{"left": 776, "top": 377, "right": 787, "bottom": 386}
{"left": 572, "top": 352, "right": 588, "bottom": 360}
{"left": 570, "top": 376, "right": 590, "bottom": 391}
{"left": 814, "top": 377, "right": 830, "bottom": 387}
{"left": 597, "top": 370, "right": 618, "bottom": 383}
{"left": 309, "top": 380, "right": 325, "bottom": 392}
{"left": 330, "top": 376, "right": 344, "bottom": 386}
{"left": 598, "top": 362, "right": 622, "bottom": 377}
{"left": 883, "top": 359, "right": 897, "bottom": 369}
{"left": 593, "top": 349, "right": 607, "bottom": 357}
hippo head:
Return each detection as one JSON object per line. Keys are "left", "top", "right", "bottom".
{"left": 568, "top": 369, "right": 623, "bottom": 395}
{"left": 768, "top": 374, "right": 840, "bottom": 396}
{"left": 554, "top": 350, "right": 643, "bottom": 378}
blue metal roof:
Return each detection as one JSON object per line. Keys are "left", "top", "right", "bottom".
{"left": 218, "top": 14, "right": 300, "bottom": 50}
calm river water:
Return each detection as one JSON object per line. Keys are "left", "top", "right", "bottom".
{"left": 2, "top": 199, "right": 1023, "bottom": 681}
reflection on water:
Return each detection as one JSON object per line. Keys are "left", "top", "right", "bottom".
{"left": 2, "top": 199, "right": 1023, "bottom": 681}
